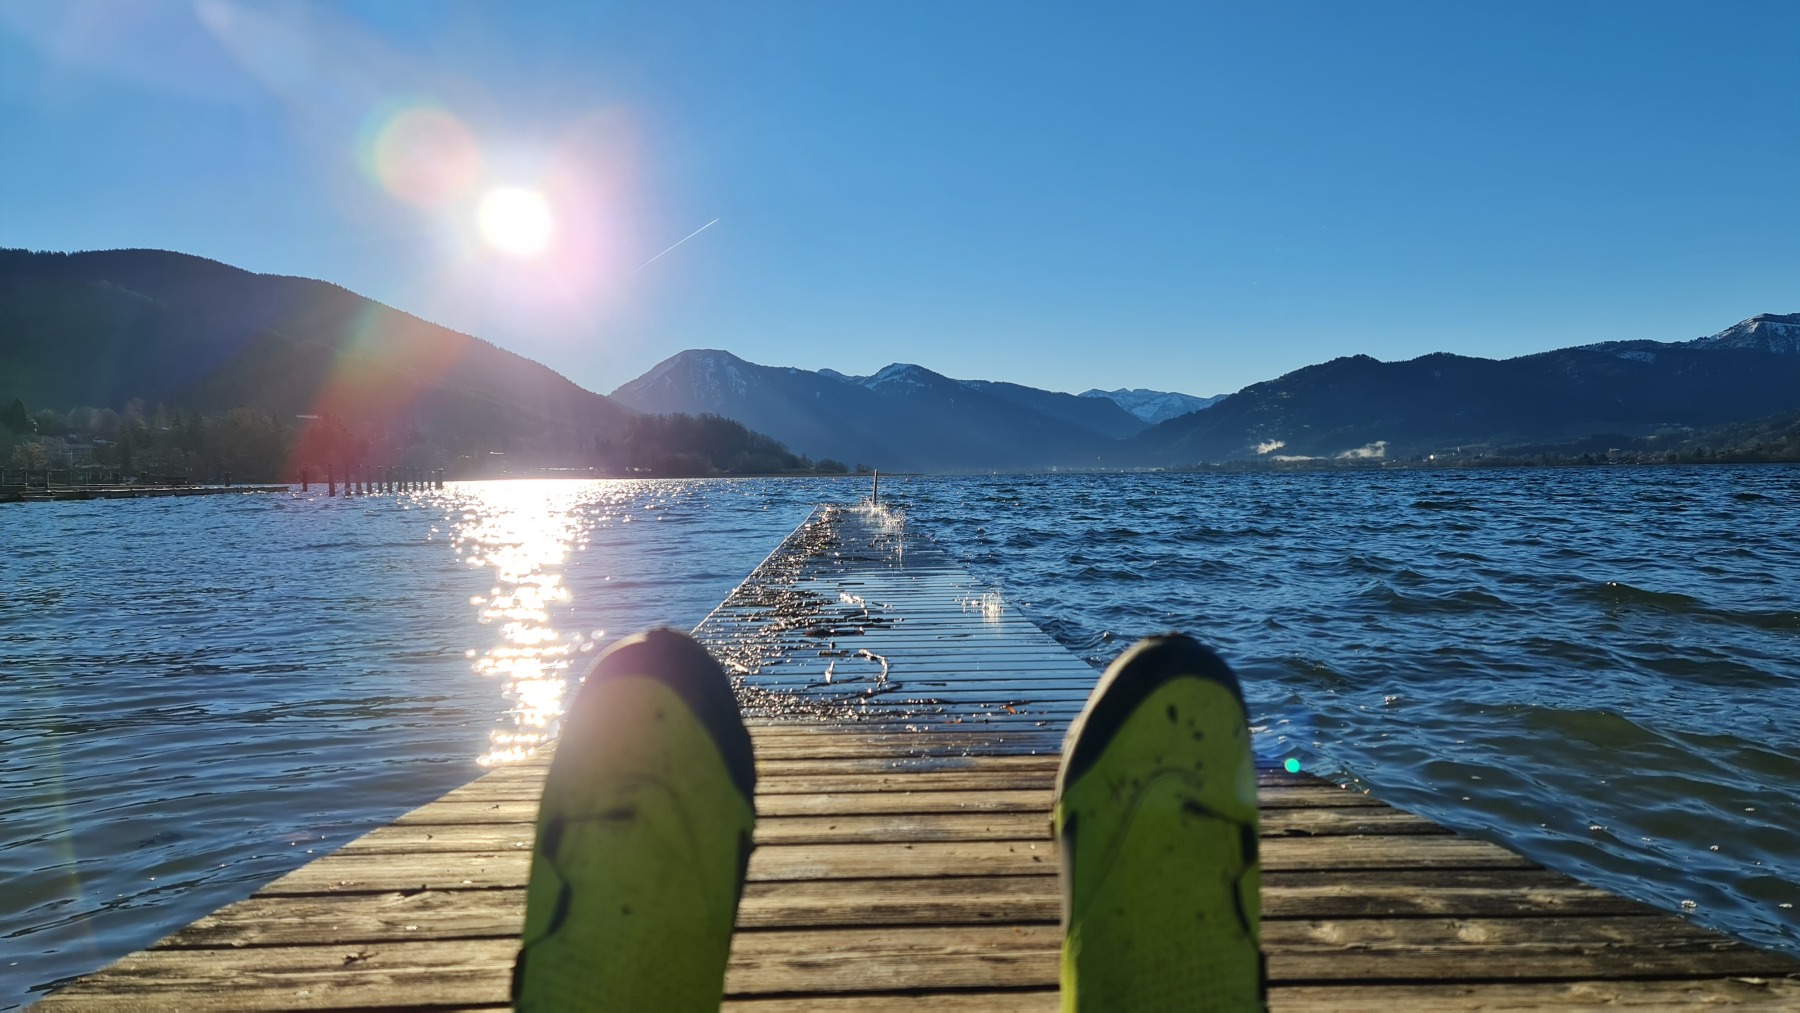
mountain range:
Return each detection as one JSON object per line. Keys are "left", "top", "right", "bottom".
{"left": 615, "top": 316, "right": 1800, "bottom": 468}
{"left": 4, "top": 247, "right": 1795, "bottom": 472}
{"left": 1127, "top": 313, "right": 1800, "bottom": 464}
{"left": 1080, "top": 388, "right": 1228, "bottom": 425}
{"left": 610, "top": 353, "right": 1153, "bottom": 471}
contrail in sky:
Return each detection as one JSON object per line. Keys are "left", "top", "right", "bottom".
{"left": 636, "top": 218, "right": 720, "bottom": 272}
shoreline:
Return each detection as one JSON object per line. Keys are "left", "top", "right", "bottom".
{"left": 0, "top": 483, "right": 292, "bottom": 504}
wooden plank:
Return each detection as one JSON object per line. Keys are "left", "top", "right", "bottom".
{"left": 466, "top": 756, "right": 1326, "bottom": 785}
{"left": 724, "top": 925, "right": 1059, "bottom": 994}
{"left": 1264, "top": 978, "right": 1800, "bottom": 1009}
{"left": 470, "top": 754, "right": 1073, "bottom": 779}
{"left": 159, "top": 868, "right": 1662, "bottom": 949}
{"left": 46, "top": 920, "right": 1800, "bottom": 1010}
{"left": 395, "top": 785, "right": 1385, "bottom": 821}
{"left": 724, "top": 993, "right": 1058, "bottom": 1012}
{"left": 255, "top": 835, "right": 1537, "bottom": 895}
{"left": 353, "top": 807, "right": 1443, "bottom": 853}
{"left": 731, "top": 868, "right": 1656, "bottom": 925}
{"left": 39, "top": 941, "right": 519, "bottom": 1010}
{"left": 723, "top": 977, "right": 1800, "bottom": 1011}
{"left": 429, "top": 769, "right": 1372, "bottom": 806}
{"left": 722, "top": 919, "right": 1800, "bottom": 992}
{"left": 54, "top": 962, "right": 1800, "bottom": 1013}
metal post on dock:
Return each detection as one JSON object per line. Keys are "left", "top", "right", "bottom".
{"left": 328, "top": 465, "right": 336, "bottom": 496}
{"left": 872, "top": 469, "right": 879, "bottom": 505}
{"left": 301, "top": 469, "right": 309, "bottom": 492}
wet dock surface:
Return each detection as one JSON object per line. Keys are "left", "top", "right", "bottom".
{"left": 43, "top": 505, "right": 1800, "bottom": 1008}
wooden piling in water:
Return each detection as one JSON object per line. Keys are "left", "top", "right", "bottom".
{"left": 41, "top": 505, "right": 1800, "bottom": 1009}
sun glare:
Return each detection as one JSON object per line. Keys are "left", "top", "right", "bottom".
{"left": 478, "top": 186, "right": 553, "bottom": 257}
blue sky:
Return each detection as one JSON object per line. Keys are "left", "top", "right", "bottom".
{"left": 2, "top": 1, "right": 1795, "bottom": 398}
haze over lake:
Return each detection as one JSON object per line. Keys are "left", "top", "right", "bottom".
{"left": 5, "top": 467, "right": 1798, "bottom": 1005}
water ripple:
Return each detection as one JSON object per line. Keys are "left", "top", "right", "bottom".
{"left": 3, "top": 466, "right": 1798, "bottom": 1005}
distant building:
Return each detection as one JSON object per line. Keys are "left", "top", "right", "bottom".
{"left": 48, "top": 441, "right": 95, "bottom": 467}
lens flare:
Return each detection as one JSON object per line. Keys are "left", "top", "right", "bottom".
{"left": 478, "top": 186, "right": 553, "bottom": 257}
{"left": 364, "top": 105, "right": 481, "bottom": 207}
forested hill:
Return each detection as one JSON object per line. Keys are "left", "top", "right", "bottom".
{"left": 1127, "top": 331, "right": 1800, "bottom": 464}
{"left": 0, "top": 248, "right": 633, "bottom": 467}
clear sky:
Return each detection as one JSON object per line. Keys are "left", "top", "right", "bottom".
{"left": 2, "top": 1, "right": 1795, "bottom": 398}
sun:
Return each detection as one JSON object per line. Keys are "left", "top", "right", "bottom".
{"left": 478, "top": 187, "right": 553, "bottom": 257}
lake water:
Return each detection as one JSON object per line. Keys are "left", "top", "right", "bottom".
{"left": 4, "top": 467, "right": 1798, "bottom": 1005}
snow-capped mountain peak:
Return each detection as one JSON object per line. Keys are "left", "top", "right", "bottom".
{"left": 1080, "top": 387, "right": 1226, "bottom": 425}
{"left": 861, "top": 363, "right": 938, "bottom": 391}
{"left": 1691, "top": 313, "right": 1800, "bottom": 355}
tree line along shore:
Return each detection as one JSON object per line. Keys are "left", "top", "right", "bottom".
{"left": 3, "top": 396, "right": 1795, "bottom": 492}
{"left": 0, "top": 398, "right": 873, "bottom": 486}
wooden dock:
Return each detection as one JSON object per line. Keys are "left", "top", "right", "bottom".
{"left": 44, "top": 505, "right": 1800, "bottom": 1008}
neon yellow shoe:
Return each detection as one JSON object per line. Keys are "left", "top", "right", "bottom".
{"left": 1055, "top": 635, "right": 1264, "bottom": 1011}
{"left": 513, "top": 629, "right": 756, "bottom": 1011}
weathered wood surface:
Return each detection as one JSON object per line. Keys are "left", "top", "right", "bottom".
{"left": 44, "top": 505, "right": 1800, "bottom": 1009}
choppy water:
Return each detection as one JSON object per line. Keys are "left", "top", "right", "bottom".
{"left": 3, "top": 467, "right": 1798, "bottom": 1005}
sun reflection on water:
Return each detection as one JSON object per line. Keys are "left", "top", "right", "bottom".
{"left": 453, "top": 481, "right": 596, "bottom": 766}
